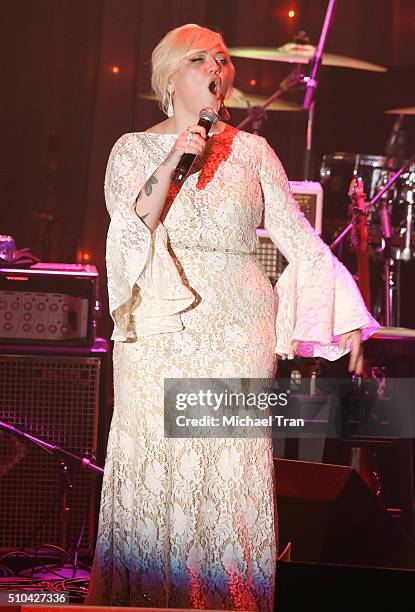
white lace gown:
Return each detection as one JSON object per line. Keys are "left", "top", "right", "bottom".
{"left": 85, "top": 124, "right": 379, "bottom": 610}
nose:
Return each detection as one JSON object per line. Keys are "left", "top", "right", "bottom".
{"left": 207, "top": 58, "right": 221, "bottom": 74}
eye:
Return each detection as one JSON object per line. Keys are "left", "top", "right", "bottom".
{"left": 217, "top": 58, "right": 228, "bottom": 65}
{"left": 189, "top": 57, "right": 204, "bottom": 63}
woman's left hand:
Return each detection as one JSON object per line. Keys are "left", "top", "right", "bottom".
{"left": 339, "top": 328, "right": 363, "bottom": 374}
{"left": 289, "top": 329, "right": 364, "bottom": 373}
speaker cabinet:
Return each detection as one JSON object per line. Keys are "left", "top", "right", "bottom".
{"left": 275, "top": 458, "right": 415, "bottom": 569}
{"left": 0, "top": 339, "right": 109, "bottom": 555}
{"left": 255, "top": 181, "right": 323, "bottom": 284}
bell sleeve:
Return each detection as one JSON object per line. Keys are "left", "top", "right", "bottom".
{"left": 105, "top": 133, "right": 195, "bottom": 341}
{"left": 258, "top": 136, "right": 380, "bottom": 360}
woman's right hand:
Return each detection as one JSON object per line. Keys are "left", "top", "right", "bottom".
{"left": 163, "top": 124, "right": 208, "bottom": 170}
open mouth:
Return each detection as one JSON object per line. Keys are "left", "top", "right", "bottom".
{"left": 208, "top": 77, "right": 221, "bottom": 98}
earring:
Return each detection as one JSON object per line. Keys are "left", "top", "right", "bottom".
{"left": 166, "top": 91, "right": 174, "bottom": 118}
{"left": 219, "top": 101, "right": 230, "bottom": 121}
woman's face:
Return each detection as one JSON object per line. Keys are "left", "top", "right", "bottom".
{"left": 169, "top": 44, "right": 232, "bottom": 118}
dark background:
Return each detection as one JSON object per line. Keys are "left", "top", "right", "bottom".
{"left": 2, "top": 0, "right": 415, "bottom": 338}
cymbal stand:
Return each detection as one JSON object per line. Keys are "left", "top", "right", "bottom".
{"left": 236, "top": 64, "right": 306, "bottom": 134}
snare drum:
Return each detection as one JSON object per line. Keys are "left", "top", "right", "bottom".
{"left": 319, "top": 153, "right": 395, "bottom": 241}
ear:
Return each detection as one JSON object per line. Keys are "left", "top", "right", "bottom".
{"left": 167, "top": 82, "right": 175, "bottom": 94}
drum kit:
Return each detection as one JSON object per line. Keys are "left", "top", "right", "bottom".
{"left": 140, "top": 31, "right": 415, "bottom": 328}
{"left": 229, "top": 35, "right": 414, "bottom": 329}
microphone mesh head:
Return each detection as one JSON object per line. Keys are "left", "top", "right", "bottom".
{"left": 199, "top": 108, "right": 218, "bottom": 124}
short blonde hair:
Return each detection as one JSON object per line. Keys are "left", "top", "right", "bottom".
{"left": 151, "top": 23, "right": 235, "bottom": 114}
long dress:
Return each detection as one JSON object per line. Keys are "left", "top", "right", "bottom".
{"left": 85, "top": 123, "right": 379, "bottom": 610}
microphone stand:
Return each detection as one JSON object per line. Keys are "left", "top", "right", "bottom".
{"left": 0, "top": 419, "right": 104, "bottom": 551}
{"left": 303, "top": 0, "right": 336, "bottom": 180}
{"left": 303, "top": 101, "right": 316, "bottom": 181}
{"left": 0, "top": 419, "right": 104, "bottom": 474}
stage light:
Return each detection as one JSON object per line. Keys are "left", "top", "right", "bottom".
{"left": 288, "top": 9, "right": 295, "bottom": 18}
{"left": 249, "top": 79, "right": 257, "bottom": 86}
{"left": 76, "top": 248, "right": 92, "bottom": 264}
{"left": 112, "top": 65, "right": 120, "bottom": 74}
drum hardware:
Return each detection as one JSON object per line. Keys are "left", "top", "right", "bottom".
{"left": 361, "top": 162, "right": 414, "bottom": 327}
{"left": 234, "top": 1, "right": 338, "bottom": 177}
{"left": 385, "top": 106, "right": 415, "bottom": 116}
{"left": 401, "top": 203, "right": 414, "bottom": 262}
{"left": 330, "top": 154, "right": 415, "bottom": 249}
{"left": 330, "top": 151, "right": 415, "bottom": 326}
{"left": 320, "top": 153, "right": 398, "bottom": 245}
{"left": 384, "top": 114, "right": 406, "bottom": 165}
{"left": 231, "top": 1, "right": 387, "bottom": 181}
{"left": 228, "top": 37, "right": 386, "bottom": 72}
{"left": 397, "top": 173, "right": 414, "bottom": 262}
{"left": 235, "top": 64, "right": 307, "bottom": 135}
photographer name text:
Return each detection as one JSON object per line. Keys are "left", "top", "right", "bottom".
{"left": 175, "top": 414, "right": 304, "bottom": 428}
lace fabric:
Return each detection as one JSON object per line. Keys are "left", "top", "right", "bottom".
{"left": 258, "top": 138, "right": 379, "bottom": 359}
{"left": 85, "top": 124, "right": 379, "bottom": 609}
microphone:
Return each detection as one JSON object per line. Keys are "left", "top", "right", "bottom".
{"left": 172, "top": 108, "right": 218, "bottom": 185}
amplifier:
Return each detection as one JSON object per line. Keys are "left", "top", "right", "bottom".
{"left": 0, "top": 263, "right": 99, "bottom": 347}
{"left": 255, "top": 181, "right": 324, "bottom": 283}
{"left": 0, "top": 339, "right": 110, "bottom": 555}
{"left": 289, "top": 180, "right": 323, "bottom": 234}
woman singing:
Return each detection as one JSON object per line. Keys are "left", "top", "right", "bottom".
{"left": 85, "top": 23, "right": 379, "bottom": 610}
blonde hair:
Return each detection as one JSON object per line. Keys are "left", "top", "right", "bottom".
{"left": 151, "top": 24, "right": 235, "bottom": 114}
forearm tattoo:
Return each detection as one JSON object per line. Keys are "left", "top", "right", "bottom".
{"left": 134, "top": 174, "right": 159, "bottom": 205}
{"left": 134, "top": 173, "right": 159, "bottom": 222}
{"left": 144, "top": 174, "right": 158, "bottom": 195}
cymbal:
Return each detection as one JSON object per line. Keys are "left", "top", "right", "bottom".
{"left": 138, "top": 87, "right": 302, "bottom": 112}
{"left": 385, "top": 106, "right": 415, "bottom": 115}
{"left": 229, "top": 42, "right": 387, "bottom": 72}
